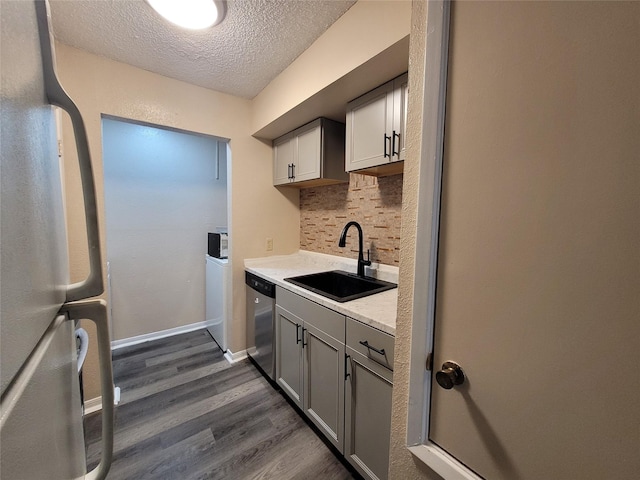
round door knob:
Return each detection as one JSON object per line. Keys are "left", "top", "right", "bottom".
{"left": 435, "top": 361, "right": 465, "bottom": 390}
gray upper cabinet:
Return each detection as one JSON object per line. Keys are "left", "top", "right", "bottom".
{"left": 273, "top": 118, "right": 348, "bottom": 187}
{"left": 345, "top": 73, "right": 408, "bottom": 177}
{"left": 273, "top": 134, "right": 295, "bottom": 185}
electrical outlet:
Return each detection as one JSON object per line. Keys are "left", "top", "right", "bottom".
{"left": 266, "top": 238, "right": 273, "bottom": 251}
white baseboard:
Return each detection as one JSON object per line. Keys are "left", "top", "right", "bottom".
{"left": 224, "top": 348, "right": 247, "bottom": 364}
{"left": 111, "top": 321, "right": 210, "bottom": 350}
{"left": 84, "top": 386, "right": 120, "bottom": 415}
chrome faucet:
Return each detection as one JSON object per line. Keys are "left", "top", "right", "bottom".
{"left": 338, "top": 221, "right": 371, "bottom": 277}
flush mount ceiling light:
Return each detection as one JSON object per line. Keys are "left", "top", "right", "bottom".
{"left": 146, "top": 0, "right": 226, "bottom": 30}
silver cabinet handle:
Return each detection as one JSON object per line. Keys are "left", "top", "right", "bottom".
{"left": 35, "top": 0, "right": 103, "bottom": 301}
{"left": 62, "top": 299, "right": 114, "bottom": 480}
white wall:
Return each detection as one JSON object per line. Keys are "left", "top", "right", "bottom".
{"left": 102, "top": 118, "right": 226, "bottom": 340}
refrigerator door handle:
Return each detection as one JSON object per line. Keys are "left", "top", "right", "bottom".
{"left": 62, "top": 299, "right": 114, "bottom": 480}
{"left": 35, "top": 0, "right": 103, "bottom": 301}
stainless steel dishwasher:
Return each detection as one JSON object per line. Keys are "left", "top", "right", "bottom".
{"left": 245, "top": 271, "right": 276, "bottom": 381}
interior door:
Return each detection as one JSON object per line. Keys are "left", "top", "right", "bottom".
{"left": 429, "top": 2, "right": 640, "bottom": 479}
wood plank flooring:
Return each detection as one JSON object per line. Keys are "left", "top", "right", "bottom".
{"left": 84, "top": 329, "right": 357, "bottom": 479}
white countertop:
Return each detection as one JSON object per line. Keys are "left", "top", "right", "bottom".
{"left": 244, "top": 251, "right": 398, "bottom": 336}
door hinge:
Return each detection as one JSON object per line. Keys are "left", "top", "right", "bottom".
{"left": 426, "top": 352, "right": 433, "bottom": 371}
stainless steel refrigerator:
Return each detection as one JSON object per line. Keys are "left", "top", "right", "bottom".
{"left": 1, "top": 1, "right": 113, "bottom": 479}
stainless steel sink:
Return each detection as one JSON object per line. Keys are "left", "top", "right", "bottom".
{"left": 284, "top": 270, "right": 397, "bottom": 303}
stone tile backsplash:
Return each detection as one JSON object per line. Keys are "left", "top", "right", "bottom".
{"left": 300, "top": 173, "right": 403, "bottom": 266}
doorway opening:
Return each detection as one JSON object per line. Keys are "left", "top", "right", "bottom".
{"left": 101, "top": 116, "right": 229, "bottom": 346}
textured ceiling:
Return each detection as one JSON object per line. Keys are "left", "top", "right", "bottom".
{"left": 49, "top": 0, "right": 356, "bottom": 99}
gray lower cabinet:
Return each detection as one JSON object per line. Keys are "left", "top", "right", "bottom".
{"left": 275, "top": 304, "right": 304, "bottom": 408}
{"left": 275, "top": 287, "right": 346, "bottom": 452}
{"left": 345, "top": 316, "right": 394, "bottom": 480}
{"left": 345, "top": 347, "right": 393, "bottom": 480}
{"left": 303, "top": 322, "right": 345, "bottom": 452}
{"left": 275, "top": 287, "right": 394, "bottom": 477}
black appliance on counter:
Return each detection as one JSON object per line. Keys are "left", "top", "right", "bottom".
{"left": 208, "top": 232, "right": 228, "bottom": 259}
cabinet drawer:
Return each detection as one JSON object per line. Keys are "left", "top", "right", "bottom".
{"left": 276, "top": 287, "right": 345, "bottom": 342}
{"left": 346, "top": 317, "right": 394, "bottom": 371}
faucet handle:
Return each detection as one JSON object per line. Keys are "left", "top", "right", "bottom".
{"left": 364, "top": 249, "right": 372, "bottom": 266}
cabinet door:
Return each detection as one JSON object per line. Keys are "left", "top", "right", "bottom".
{"left": 293, "top": 121, "right": 321, "bottom": 183}
{"left": 273, "top": 134, "right": 294, "bottom": 185}
{"left": 345, "top": 347, "right": 393, "bottom": 480}
{"left": 391, "top": 73, "right": 408, "bottom": 162}
{"left": 345, "top": 81, "right": 394, "bottom": 172}
{"left": 275, "top": 305, "right": 303, "bottom": 408}
{"left": 303, "top": 322, "right": 345, "bottom": 453}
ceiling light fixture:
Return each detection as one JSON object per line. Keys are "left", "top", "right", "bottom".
{"left": 146, "top": 0, "right": 226, "bottom": 30}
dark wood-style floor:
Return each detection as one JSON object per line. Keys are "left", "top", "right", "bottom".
{"left": 84, "top": 329, "right": 357, "bottom": 479}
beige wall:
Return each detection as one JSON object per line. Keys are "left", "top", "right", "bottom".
{"left": 300, "top": 173, "right": 403, "bottom": 266}
{"left": 389, "top": 1, "right": 434, "bottom": 478}
{"left": 57, "top": 44, "right": 300, "bottom": 398}
{"left": 252, "top": 0, "right": 411, "bottom": 135}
